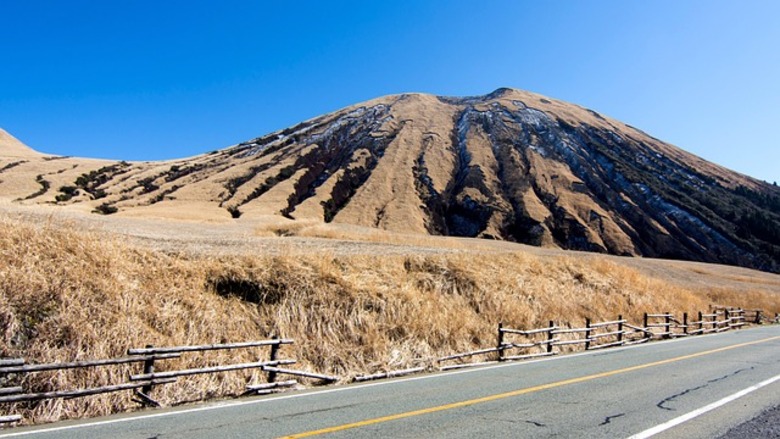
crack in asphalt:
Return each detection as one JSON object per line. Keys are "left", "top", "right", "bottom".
{"left": 477, "top": 415, "right": 546, "bottom": 427}
{"left": 173, "top": 421, "right": 249, "bottom": 436}
{"left": 589, "top": 351, "right": 620, "bottom": 358}
{"left": 599, "top": 413, "right": 625, "bottom": 425}
{"left": 277, "top": 402, "right": 364, "bottom": 420}
{"left": 657, "top": 367, "right": 754, "bottom": 411}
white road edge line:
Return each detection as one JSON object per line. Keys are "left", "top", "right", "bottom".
{"left": 626, "top": 373, "right": 780, "bottom": 439}
{"left": 0, "top": 328, "right": 759, "bottom": 438}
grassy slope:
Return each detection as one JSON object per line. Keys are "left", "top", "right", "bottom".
{"left": 1, "top": 214, "right": 778, "bottom": 424}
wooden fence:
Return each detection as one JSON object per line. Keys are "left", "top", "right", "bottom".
{"left": 437, "top": 308, "right": 771, "bottom": 371}
{"left": 356, "top": 308, "right": 776, "bottom": 379}
{"left": 0, "top": 336, "right": 337, "bottom": 425}
{"left": 2, "top": 308, "right": 777, "bottom": 425}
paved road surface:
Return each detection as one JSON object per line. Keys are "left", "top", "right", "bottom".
{"left": 2, "top": 326, "right": 779, "bottom": 438}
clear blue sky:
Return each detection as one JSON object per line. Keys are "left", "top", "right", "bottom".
{"left": 2, "top": 1, "right": 778, "bottom": 183}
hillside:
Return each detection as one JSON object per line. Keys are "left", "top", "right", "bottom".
{"left": 2, "top": 88, "right": 779, "bottom": 271}
{"left": 0, "top": 129, "right": 42, "bottom": 158}
{"left": 1, "top": 211, "right": 778, "bottom": 424}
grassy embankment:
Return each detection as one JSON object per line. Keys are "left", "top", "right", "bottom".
{"left": 1, "top": 215, "right": 777, "bottom": 424}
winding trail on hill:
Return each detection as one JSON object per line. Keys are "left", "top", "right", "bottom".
{"left": 3, "top": 326, "right": 780, "bottom": 439}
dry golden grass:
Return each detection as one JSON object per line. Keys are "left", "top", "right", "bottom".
{"left": 0, "top": 214, "right": 778, "bottom": 425}
{"left": 0, "top": 129, "right": 42, "bottom": 158}
{"left": 254, "top": 219, "right": 474, "bottom": 250}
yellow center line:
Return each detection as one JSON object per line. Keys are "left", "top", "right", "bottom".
{"left": 280, "top": 335, "right": 780, "bottom": 438}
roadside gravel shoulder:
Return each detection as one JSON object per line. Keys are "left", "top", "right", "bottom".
{"left": 718, "top": 404, "right": 780, "bottom": 439}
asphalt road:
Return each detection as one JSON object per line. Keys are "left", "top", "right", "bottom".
{"left": 2, "top": 326, "right": 779, "bottom": 439}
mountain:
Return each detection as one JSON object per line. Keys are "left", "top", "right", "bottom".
{"left": 0, "top": 128, "right": 42, "bottom": 158}
{"left": 1, "top": 88, "right": 779, "bottom": 272}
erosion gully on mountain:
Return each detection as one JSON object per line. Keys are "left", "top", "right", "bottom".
{"left": 1, "top": 88, "right": 778, "bottom": 273}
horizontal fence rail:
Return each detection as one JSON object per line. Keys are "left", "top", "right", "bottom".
{"left": 0, "top": 354, "right": 180, "bottom": 374}
{"left": 129, "top": 359, "right": 296, "bottom": 381}
{"left": 0, "top": 336, "right": 336, "bottom": 425}
{"left": 0, "top": 415, "right": 22, "bottom": 424}
{"left": 126, "top": 339, "right": 294, "bottom": 356}
{"left": 0, "top": 388, "right": 22, "bottom": 396}
{"left": 2, "top": 306, "right": 775, "bottom": 427}
{"left": 437, "top": 307, "right": 770, "bottom": 371}
{"left": 0, "top": 379, "right": 177, "bottom": 404}
{"left": 437, "top": 347, "right": 502, "bottom": 363}
{"left": 353, "top": 367, "right": 426, "bottom": 383}
{"left": 245, "top": 380, "right": 298, "bottom": 395}
{"left": 0, "top": 359, "right": 24, "bottom": 367}
{"left": 262, "top": 367, "right": 338, "bottom": 382}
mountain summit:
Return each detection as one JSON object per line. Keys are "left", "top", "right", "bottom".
{"left": 2, "top": 88, "right": 779, "bottom": 271}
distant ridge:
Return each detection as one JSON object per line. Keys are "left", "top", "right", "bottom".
{"left": 0, "top": 128, "right": 42, "bottom": 158}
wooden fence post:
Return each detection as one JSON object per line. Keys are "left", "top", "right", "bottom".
{"left": 724, "top": 309, "right": 730, "bottom": 331}
{"left": 664, "top": 312, "right": 671, "bottom": 339}
{"left": 267, "top": 335, "right": 280, "bottom": 383}
{"left": 643, "top": 313, "right": 650, "bottom": 339}
{"left": 754, "top": 310, "right": 761, "bottom": 324}
{"left": 698, "top": 311, "right": 703, "bottom": 333}
{"left": 683, "top": 313, "right": 688, "bottom": 335}
{"left": 584, "top": 318, "right": 592, "bottom": 350}
{"left": 497, "top": 323, "right": 505, "bottom": 361}
{"left": 546, "top": 321, "right": 555, "bottom": 354}
{"left": 141, "top": 345, "right": 155, "bottom": 396}
{"left": 617, "top": 315, "right": 624, "bottom": 344}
